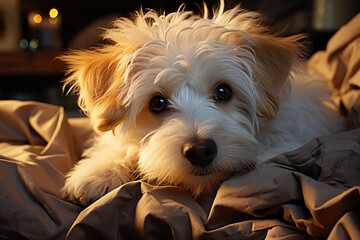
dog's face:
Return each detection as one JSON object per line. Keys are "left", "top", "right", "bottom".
{"left": 62, "top": 2, "right": 302, "bottom": 195}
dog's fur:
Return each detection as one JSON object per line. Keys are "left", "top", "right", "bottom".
{"left": 60, "top": 1, "right": 343, "bottom": 205}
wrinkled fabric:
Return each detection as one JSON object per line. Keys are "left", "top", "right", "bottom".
{"left": 0, "top": 101, "right": 359, "bottom": 240}
{"left": 307, "top": 13, "right": 360, "bottom": 129}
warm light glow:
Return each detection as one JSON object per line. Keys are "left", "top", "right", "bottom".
{"left": 49, "top": 17, "right": 58, "bottom": 24}
{"left": 33, "top": 14, "right": 42, "bottom": 24}
{"left": 49, "top": 8, "right": 58, "bottom": 18}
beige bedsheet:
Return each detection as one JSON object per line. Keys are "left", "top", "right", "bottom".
{"left": 308, "top": 13, "right": 360, "bottom": 129}
{"left": 1, "top": 14, "right": 360, "bottom": 240}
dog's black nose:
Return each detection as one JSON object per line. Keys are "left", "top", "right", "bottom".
{"left": 182, "top": 139, "right": 217, "bottom": 168}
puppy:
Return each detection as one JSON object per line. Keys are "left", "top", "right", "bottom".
{"left": 61, "top": 1, "right": 343, "bottom": 205}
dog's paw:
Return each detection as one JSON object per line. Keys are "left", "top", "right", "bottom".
{"left": 61, "top": 161, "right": 130, "bottom": 205}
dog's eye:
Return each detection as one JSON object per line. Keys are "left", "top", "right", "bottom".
{"left": 214, "top": 84, "right": 232, "bottom": 102}
{"left": 149, "top": 96, "right": 168, "bottom": 113}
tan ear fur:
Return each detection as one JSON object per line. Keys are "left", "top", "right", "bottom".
{"left": 251, "top": 34, "right": 304, "bottom": 120}
{"left": 60, "top": 46, "right": 132, "bottom": 132}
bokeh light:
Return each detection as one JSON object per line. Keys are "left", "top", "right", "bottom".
{"left": 49, "top": 17, "right": 58, "bottom": 24}
{"left": 33, "top": 14, "right": 42, "bottom": 24}
{"left": 49, "top": 8, "right": 58, "bottom": 18}
{"left": 29, "top": 39, "right": 39, "bottom": 51}
{"left": 19, "top": 39, "right": 29, "bottom": 50}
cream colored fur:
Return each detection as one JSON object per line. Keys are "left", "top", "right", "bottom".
{"left": 60, "top": 1, "right": 343, "bottom": 205}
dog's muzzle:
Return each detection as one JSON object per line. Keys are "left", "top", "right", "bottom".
{"left": 181, "top": 139, "right": 217, "bottom": 168}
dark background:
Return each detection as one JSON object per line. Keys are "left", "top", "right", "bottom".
{"left": 22, "top": 0, "right": 314, "bottom": 47}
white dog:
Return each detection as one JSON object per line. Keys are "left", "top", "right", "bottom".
{"left": 61, "top": 1, "right": 343, "bottom": 205}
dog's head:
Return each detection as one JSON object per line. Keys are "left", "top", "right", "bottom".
{"left": 61, "top": 1, "right": 303, "bottom": 195}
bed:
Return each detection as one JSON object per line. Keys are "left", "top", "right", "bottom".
{"left": 1, "top": 13, "right": 359, "bottom": 240}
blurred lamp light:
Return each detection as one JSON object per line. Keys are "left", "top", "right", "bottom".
{"left": 29, "top": 39, "right": 39, "bottom": 51}
{"left": 19, "top": 39, "right": 29, "bottom": 50}
{"left": 49, "top": 17, "right": 58, "bottom": 24}
{"left": 49, "top": 8, "right": 58, "bottom": 18}
{"left": 33, "top": 14, "right": 42, "bottom": 24}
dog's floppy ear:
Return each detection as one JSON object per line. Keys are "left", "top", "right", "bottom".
{"left": 60, "top": 46, "right": 132, "bottom": 132}
{"left": 250, "top": 34, "right": 304, "bottom": 120}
